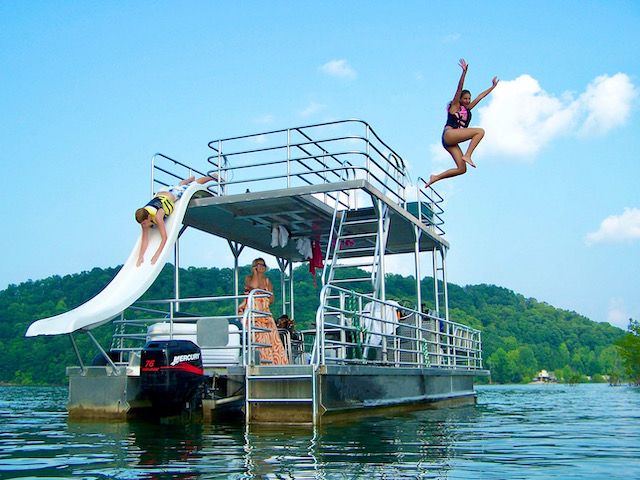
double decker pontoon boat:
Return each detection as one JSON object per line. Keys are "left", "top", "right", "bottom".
{"left": 26, "top": 119, "right": 487, "bottom": 424}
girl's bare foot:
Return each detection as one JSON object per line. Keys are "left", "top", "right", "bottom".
{"left": 425, "top": 174, "right": 437, "bottom": 188}
{"left": 462, "top": 155, "right": 476, "bottom": 168}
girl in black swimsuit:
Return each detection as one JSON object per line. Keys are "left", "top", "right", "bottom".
{"left": 426, "top": 58, "right": 498, "bottom": 188}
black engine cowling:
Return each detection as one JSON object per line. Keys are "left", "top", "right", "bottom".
{"left": 140, "top": 339, "right": 204, "bottom": 413}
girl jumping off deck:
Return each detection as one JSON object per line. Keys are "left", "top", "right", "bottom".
{"left": 426, "top": 58, "right": 498, "bottom": 188}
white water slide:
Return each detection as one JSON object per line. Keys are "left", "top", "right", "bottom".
{"left": 26, "top": 183, "right": 211, "bottom": 337}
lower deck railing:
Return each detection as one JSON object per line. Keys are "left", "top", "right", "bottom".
{"left": 88, "top": 285, "right": 482, "bottom": 373}
{"left": 311, "top": 285, "right": 483, "bottom": 370}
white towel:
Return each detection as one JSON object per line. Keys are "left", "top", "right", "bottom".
{"left": 278, "top": 225, "right": 289, "bottom": 247}
{"left": 296, "top": 237, "right": 312, "bottom": 259}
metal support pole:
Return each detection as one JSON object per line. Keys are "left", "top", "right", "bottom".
{"left": 441, "top": 248, "right": 449, "bottom": 323}
{"left": 174, "top": 225, "right": 188, "bottom": 312}
{"left": 228, "top": 240, "right": 245, "bottom": 314}
{"left": 69, "top": 333, "right": 85, "bottom": 373}
{"left": 414, "top": 226, "right": 422, "bottom": 311}
{"left": 287, "top": 128, "right": 291, "bottom": 188}
{"left": 433, "top": 248, "right": 440, "bottom": 317}
{"left": 276, "top": 257, "right": 288, "bottom": 317}
{"left": 377, "top": 200, "right": 386, "bottom": 302}
{"left": 86, "top": 331, "right": 119, "bottom": 373}
{"left": 365, "top": 124, "right": 371, "bottom": 184}
{"left": 413, "top": 225, "right": 425, "bottom": 365}
{"left": 289, "top": 261, "right": 295, "bottom": 321}
{"left": 150, "top": 154, "right": 156, "bottom": 196}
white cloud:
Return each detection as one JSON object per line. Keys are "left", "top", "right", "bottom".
{"left": 578, "top": 73, "right": 635, "bottom": 136}
{"left": 607, "top": 298, "right": 631, "bottom": 329}
{"left": 585, "top": 207, "right": 640, "bottom": 245}
{"left": 299, "top": 101, "right": 326, "bottom": 118}
{"left": 477, "top": 74, "right": 576, "bottom": 157}
{"left": 429, "top": 72, "right": 637, "bottom": 160}
{"left": 441, "top": 33, "right": 461, "bottom": 43}
{"left": 319, "top": 59, "right": 357, "bottom": 80}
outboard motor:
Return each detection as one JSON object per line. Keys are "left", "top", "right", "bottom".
{"left": 140, "top": 339, "right": 204, "bottom": 414}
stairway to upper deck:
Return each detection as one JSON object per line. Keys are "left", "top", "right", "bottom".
{"left": 324, "top": 204, "right": 390, "bottom": 299}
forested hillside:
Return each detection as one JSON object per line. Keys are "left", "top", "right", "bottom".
{"left": 0, "top": 265, "right": 625, "bottom": 385}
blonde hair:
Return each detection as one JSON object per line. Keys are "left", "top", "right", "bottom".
{"left": 135, "top": 208, "right": 149, "bottom": 224}
{"left": 251, "top": 258, "right": 267, "bottom": 270}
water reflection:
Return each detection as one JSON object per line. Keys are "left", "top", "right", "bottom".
{"left": 242, "top": 406, "right": 479, "bottom": 479}
{"left": 2, "top": 385, "right": 640, "bottom": 479}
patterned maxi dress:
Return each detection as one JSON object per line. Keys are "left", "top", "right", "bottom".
{"left": 250, "top": 296, "right": 289, "bottom": 365}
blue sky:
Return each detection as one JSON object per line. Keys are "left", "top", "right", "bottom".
{"left": 1, "top": 1, "right": 638, "bottom": 329}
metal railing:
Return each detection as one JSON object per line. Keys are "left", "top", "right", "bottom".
{"left": 310, "top": 284, "right": 483, "bottom": 370}
{"left": 110, "top": 294, "right": 245, "bottom": 368}
{"left": 414, "top": 177, "right": 445, "bottom": 236}
{"left": 105, "top": 281, "right": 481, "bottom": 372}
{"left": 207, "top": 119, "right": 404, "bottom": 208}
{"left": 150, "top": 153, "right": 223, "bottom": 197}
{"left": 147, "top": 120, "right": 445, "bottom": 235}
{"left": 109, "top": 290, "right": 298, "bottom": 369}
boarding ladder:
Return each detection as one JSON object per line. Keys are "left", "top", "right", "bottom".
{"left": 245, "top": 365, "right": 316, "bottom": 424}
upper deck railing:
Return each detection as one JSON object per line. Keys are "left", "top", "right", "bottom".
{"left": 205, "top": 119, "right": 445, "bottom": 233}
{"left": 148, "top": 120, "right": 445, "bottom": 235}
{"left": 208, "top": 119, "right": 405, "bottom": 199}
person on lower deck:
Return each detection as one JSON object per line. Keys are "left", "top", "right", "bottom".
{"left": 238, "top": 258, "right": 289, "bottom": 365}
{"left": 426, "top": 58, "right": 498, "bottom": 188}
{"left": 135, "top": 175, "right": 216, "bottom": 266}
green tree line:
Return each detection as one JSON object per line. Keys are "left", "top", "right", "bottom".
{"left": 0, "top": 265, "right": 628, "bottom": 385}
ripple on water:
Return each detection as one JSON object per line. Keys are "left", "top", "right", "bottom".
{"left": 1, "top": 384, "right": 640, "bottom": 479}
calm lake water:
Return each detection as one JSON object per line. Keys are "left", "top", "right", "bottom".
{"left": 1, "top": 383, "right": 639, "bottom": 479}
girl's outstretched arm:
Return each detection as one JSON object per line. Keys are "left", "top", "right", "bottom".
{"left": 449, "top": 58, "right": 468, "bottom": 112}
{"left": 469, "top": 76, "right": 499, "bottom": 110}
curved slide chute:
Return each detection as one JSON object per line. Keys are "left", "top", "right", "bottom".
{"left": 25, "top": 183, "right": 211, "bottom": 337}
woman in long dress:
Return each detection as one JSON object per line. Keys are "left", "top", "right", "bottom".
{"left": 238, "top": 258, "right": 289, "bottom": 365}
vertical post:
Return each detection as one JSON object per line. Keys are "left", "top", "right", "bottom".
{"left": 378, "top": 200, "right": 386, "bottom": 303}
{"left": 228, "top": 240, "right": 245, "bottom": 315}
{"left": 169, "top": 301, "right": 174, "bottom": 339}
{"left": 287, "top": 128, "right": 291, "bottom": 188}
{"left": 289, "top": 261, "right": 295, "bottom": 320}
{"left": 414, "top": 225, "right": 424, "bottom": 365}
{"left": 69, "top": 334, "right": 85, "bottom": 373}
{"left": 217, "top": 140, "right": 223, "bottom": 195}
{"left": 414, "top": 226, "right": 422, "bottom": 311}
{"left": 174, "top": 238, "right": 180, "bottom": 313}
{"left": 339, "top": 290, "right": 346, "bottom": 359}
{"left": 174, "top": 226, "right": 188, "bottom": 313}
{"left": 433, "top": 248, "right": 440, "bottom": 317}
{"left": 277, "top": 257, "right": 287, "bottom": 317}
{"left": 150, "top": 154, "right": 156, "bottom": 197}
{"left": 432, "top": 248, "right": 441, "bottom": 366}
{"left": 441, "top": 248, "right": 449, "bottom": 323}
{"left": 365, "top": 124, "right": 371, "bottom": 184}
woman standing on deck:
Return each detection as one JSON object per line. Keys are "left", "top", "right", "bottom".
{"left": 426, "top": 58, "right": 498, "bottom": 188}
{"left": 238, "top": 258, "right": 289, "bottom": 365}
